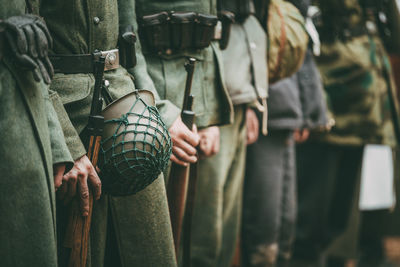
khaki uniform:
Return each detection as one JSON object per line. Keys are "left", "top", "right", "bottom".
{"left": 39, "top": 0, "right": 176, "bottom": 266}
{"left": 0, "top": 1, "right": 73, "bottom": 266}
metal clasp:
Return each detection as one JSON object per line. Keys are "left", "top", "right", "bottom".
{"left": 94, "top": 49, "right": 120, "bottom": 71}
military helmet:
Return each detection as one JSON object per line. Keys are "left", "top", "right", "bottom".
{"left": 99, "top": 90, "right": 172, "bottom": 196}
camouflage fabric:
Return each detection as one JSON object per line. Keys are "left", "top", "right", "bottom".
{"left": 267, "top": 0, "right": 308, "bottom": 83}
{"left": 316, "top": 33, "right": 397, "bottom": 147}
{"left": 0, "top": 1, "right": 73, "bottom": 266}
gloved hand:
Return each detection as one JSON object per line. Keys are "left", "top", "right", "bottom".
{"left": 1, "top": 14, "right": 54, "bottom": 84}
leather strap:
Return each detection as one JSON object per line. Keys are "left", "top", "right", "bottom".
{"left": 50, "top": 49, "right": 119, "bottom": 74}
{"left": 50, "top": 54, "right": 93, "bottom": 74}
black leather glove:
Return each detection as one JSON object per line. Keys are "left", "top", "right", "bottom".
{"left": 1, "top": 14, "right": 54, "bottom": 84}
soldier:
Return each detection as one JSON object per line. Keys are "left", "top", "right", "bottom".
{"left": 134, "top": 1, "right": 237, "bottom": 266}
{"left": 241, "top": 1, "right": 322, "bottom": 266}
{"left": 0, "top": 1, "right": 74, "bottom": 266}
{"left": 292, "top": 0, "right": 399, "bottom": 266}
{"left": 179, "top": 1, "right": 269, "bottom": 266}
{"left": 38, "top": 0, "right": 177, "bottom": 266}
{"left": 242, "top": 51, "right": 328, "bottom": 267}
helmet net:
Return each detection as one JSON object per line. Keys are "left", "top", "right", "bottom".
{"left": 100, "top": 95, "right": 171, "bottom": 196}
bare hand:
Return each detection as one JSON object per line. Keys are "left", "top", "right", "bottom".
{"left": 198, "top": 126, "right": 220, "bottom": 158}
{"left": 169, "top": 117, "right": 200, "bottom": 166}
{"left": 58, "top": 155, "right": 102, "bottom": 216}
{"left": 294, "top": 128, "right": 310, "bottom": 143}
{"left": 246, "top": 108, "right": 259, "bottom": 145}
{"left": 53, "top": 163, "right": 66, "bottom": 192}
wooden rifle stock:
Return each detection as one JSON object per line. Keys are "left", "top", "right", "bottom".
{"left": 64, "top": 56, "right": 106, "bottom": 267}
{"left": 167, "top": 58, "right": 196, "bottom": 259}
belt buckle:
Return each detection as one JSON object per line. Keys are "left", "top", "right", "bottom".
{"left": 100, "top": 49, "right": 119, "bottom": 71}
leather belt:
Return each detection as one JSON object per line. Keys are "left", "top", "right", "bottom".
{"left": 50, "top": 49, "right": 119, "bottom": 74}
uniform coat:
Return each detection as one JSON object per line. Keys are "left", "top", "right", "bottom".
{"left": 39, "top": 0, "right": 177, "bottom": 266}
{"left": 0, "top": 1, "right": 73, "bottom": 266}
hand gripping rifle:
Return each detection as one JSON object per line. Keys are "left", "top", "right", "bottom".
{"left": 167, "top": 58, "right": 196, "bottom": 261}
{"left": 64, "top": 56, "right": 106, "bottom": 267}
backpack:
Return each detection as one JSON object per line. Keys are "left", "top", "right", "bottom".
{"left": 267, "top": 0, "right": 308, "bottom": 83}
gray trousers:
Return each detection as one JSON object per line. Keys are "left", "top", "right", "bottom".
{"left": 242, "top": 130, "right": 297, "bottom": 267}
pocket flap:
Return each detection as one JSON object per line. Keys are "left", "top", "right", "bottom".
{"left": 50, "top": 74, "right": 92, "bottom": 105}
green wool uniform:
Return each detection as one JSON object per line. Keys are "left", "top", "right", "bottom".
{"left": 134, "top": 1, "right": 241, "bottom": 266}
{"left": 135, "top": 0, "right": 233, "bottom": 129}
{"left": 0, "top": 1, "right": 74, "bottom": 266}
{"left": 39, "top": 0, "right": 176, "bottom": 266}
{"left": 191, "top": 9, "right": 268, "bottom": 267}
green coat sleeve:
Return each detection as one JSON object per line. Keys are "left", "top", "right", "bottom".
{"left": 47, "top": 90, "right": 74, "bottom": 170}
{"left": 49, "top": 89, "right": 87, "bottom": 161}
{"left": 118, "top": 0, "right": 181, "bottom": 128}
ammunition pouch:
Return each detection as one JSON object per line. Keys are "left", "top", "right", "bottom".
{"left": 139, "top": 12, "right": 219, "bottom": 54}
{"left": 218, "top": 11, "right": 235, "bottom": 50}
{"left": 219, "top": 0, "right": 252, "bottom": 22}
{"left": 217, "top": 0, "right": 253, "bottom": 49}
{"left": 171, "top": 12, "right": 196, "bottom": 50}
{"left": 195, "top": 13, "right": 219, "bottom": 49}
{"left": 118, "top": 25, "right": 137, "bottom": 69}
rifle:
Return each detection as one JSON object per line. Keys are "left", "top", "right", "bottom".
{"left": 167, "top": 58, "right": 196, "bottom": 260}
{"left": 181, "top": 156, "right": 198, "bottom": 266}
{"left": 64, "top": 56, "right": 106, "bottom": 267}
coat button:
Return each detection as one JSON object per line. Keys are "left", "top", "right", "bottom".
{"left": 93, "top": 17, "right": 100, "bottom": 25}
